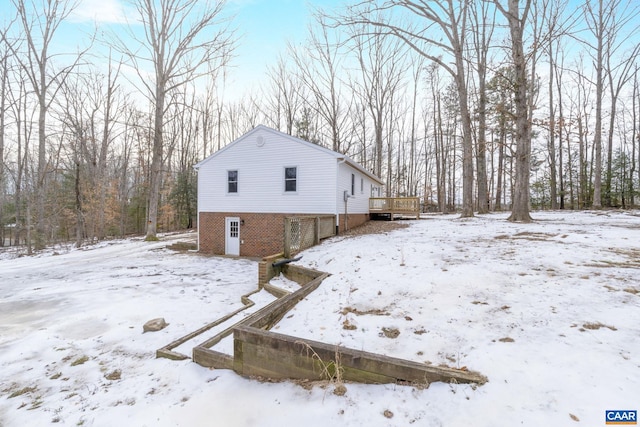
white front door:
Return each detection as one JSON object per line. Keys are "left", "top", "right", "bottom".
{"left": 225, "top": 217, "right": 240, "bottom": 256}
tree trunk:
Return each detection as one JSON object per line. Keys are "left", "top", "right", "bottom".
{"left": 476, "top": 75, "right": 489, "bottom": 214}
{"left": 75, "top": 161, "right": 83, "bottom": 248}
{"left": 146, "top": 85, "right": 165, "bottom": 240}
{"left": 495, "top": 121, "right": 505, "bottom": 211}
{"left": 454, "top": 49, "right": 474, "bottom": 218}
{"left": 504, "top": 0, "right": 532, "bottom": 222}
{"left": 548, "top": 46, "right": 558, "bottom": 209}
{"left": 0, "top": 53, "right": 5, "bottom": 243}
{"left": 591, "top": 0, "right": 604, "bottom": 209}
{"left": 36, "top": 95, "right": 47, "bottom": 247}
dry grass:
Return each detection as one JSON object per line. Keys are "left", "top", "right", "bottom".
{"left": 494, "top": 232, "right": 559, "bottom": 242}
{"left": 582, "top": 322, "right": 617, "bottom": 331}
{"left": 71, "top": 355, "right": 89, "bottom": 366}
{"left": 587, "top": 248, "right": 640, "bottom": 268}
{"left": 8, "top": 386, "right": 37, "bottom": 398}
{"left": 295, "top": 341, "right": 346, "bottom": 396}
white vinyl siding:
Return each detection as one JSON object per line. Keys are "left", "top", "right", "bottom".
{"left": 336, "top": 163, "right": 377, "bottom": 214}
{"left": 197, "top": 128, "right": 338, "bottom": 214}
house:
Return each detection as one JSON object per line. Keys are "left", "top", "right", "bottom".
{"left": 194, "top": 125, "right": 384, "bottom": 257}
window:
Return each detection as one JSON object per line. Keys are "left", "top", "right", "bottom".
{"left": 351, "top": 173, "right": 355, "bottom": 196}
{"left": 285, "top": 167, "right": 297, "bottom": 192}
{"left": 361, "top": 178, "right": 364, "bottom": 194}
{"left": 228, "top": 170, "right": 238, "bottom": 193}
{"left": 230, "top": 220, "right": 238, "bottom": 237}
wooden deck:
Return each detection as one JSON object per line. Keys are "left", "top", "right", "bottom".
{"left": 369, "top": 197, "right": 420, "bottom": 220}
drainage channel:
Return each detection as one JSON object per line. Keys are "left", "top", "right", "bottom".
{"left": 157, "top": 274, "right": 300, "bottom": 360}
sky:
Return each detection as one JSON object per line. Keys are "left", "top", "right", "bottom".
{"left": 0, "top": 0, "right": 345, "bottom": 99}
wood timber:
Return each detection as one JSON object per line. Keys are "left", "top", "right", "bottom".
{"left": 163, "top": 257, "right": 488, "bottom": 387}
{"left": 232, "top": 326, "right": 487, "bottom": 385}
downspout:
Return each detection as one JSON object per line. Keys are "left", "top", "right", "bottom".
{"left": 344, "top": 190, "right": 349, "bottom": 232}
{"left": 337, "top": 158, "right": 347, "bottom": 234}
{"left": 193, "top": 163, "right": 200, "bottom": 252}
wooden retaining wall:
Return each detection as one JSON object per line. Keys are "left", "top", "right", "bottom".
{"left": 191, "top": 264, "right": 328, "bottom": 369}
{"left": 193, "top": 263, "right": 487, "bottom": 386}
{"left": 233, "top": 326, "right": 486, "bottom": 385}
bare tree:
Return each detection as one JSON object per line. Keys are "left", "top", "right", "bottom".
{"left": 569, "top": 54, "right": 595, "bottom": 208}
{"left": 493, "top": 0, "right": 533, "bottom": 222}
{"left": 349, "top": 22, "right": 408, "bottom": 182}
{"left": 469, "top": 1, "right": 496, "bottom": 214}
{"left": 262, "top": 54, "right": 305, "bottom": 136}
{"left": 603, "top": 15, "right": 640, "bottom": 206}
{"left": 0, "top": 22, "right": 14, "bottom": 245}
{"left": 116, "top": 0, "right": 234, "bottom": 240}
{"left": 9, "top": 0, "right": 87, "bottom": 248}
{"left": 341, "top": 0, "right": 475, "bottom": 216}
{"left": 582, "top": 0, "right": 639, "bottom": 208}
{"left": 632, "top": 66, "right": 639, "bottom": 207}
{"left": 58, "top": 59, "right": 123, "bottom": 246}
{"left": 406, "top": 54, "right": 425, "bottom": 196}
{"left": 289, "top": 15, "right": 352, "bottom": 153}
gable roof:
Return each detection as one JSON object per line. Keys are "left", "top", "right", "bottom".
{"left": 194, "top": 124, "right": 383, "bottom": 185}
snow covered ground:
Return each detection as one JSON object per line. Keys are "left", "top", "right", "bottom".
{"left": 1, "top": 211, "right": 639, "bottom": 427}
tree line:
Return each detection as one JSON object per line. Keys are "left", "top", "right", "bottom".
{"left": 1, "top": 0, "right": 639, "bottom": 252}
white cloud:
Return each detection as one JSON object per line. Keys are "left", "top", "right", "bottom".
{"left": 70, "top": 0, "right": 131, "bottom": 24}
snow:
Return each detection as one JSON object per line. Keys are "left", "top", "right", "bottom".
{"left": 1, "top": 211, "right": 639, "bottom": 426}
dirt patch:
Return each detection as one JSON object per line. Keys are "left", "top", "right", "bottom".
{"left": 341, "top": 306, "right": 390, "bottom": 316}
{"left": 105, "top": 370, "right": 122, "bottom": 381}
{"left": 342, "top": 220, "right": 409, "bottom": 237}
{"left": 167, "top": 242, "right": 197, "bottom": 251}
{"left": 333, "top": 384, "right": 347, "bottom": 396}
{"left": 380, "top": 327, "right": 400, "bottom": 338}
{"left": 342, "top": 320, "right": 357, "bottom": 330}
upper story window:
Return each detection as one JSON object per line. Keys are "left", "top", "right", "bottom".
{"left": 361, "top": 177, "right": 364, "bottom": 194}
{"left": 228, "top": 170, "right": 238, "bottom": 193}
{"left": 351, "top": 173, "right": 355, "bottom": 196}
{"left": 285, "top": 167, "right": 297, "bottom": 192}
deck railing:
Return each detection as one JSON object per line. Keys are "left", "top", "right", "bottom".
{"left": 369, "top": 197, "right": 420, "bottom": 219}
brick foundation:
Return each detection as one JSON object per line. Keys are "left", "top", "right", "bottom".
{"left": 339, "top": 213, "right": 369, "bottom": 233}
{"left": 199, "top": 211, "right": 371, "bottom": 258}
